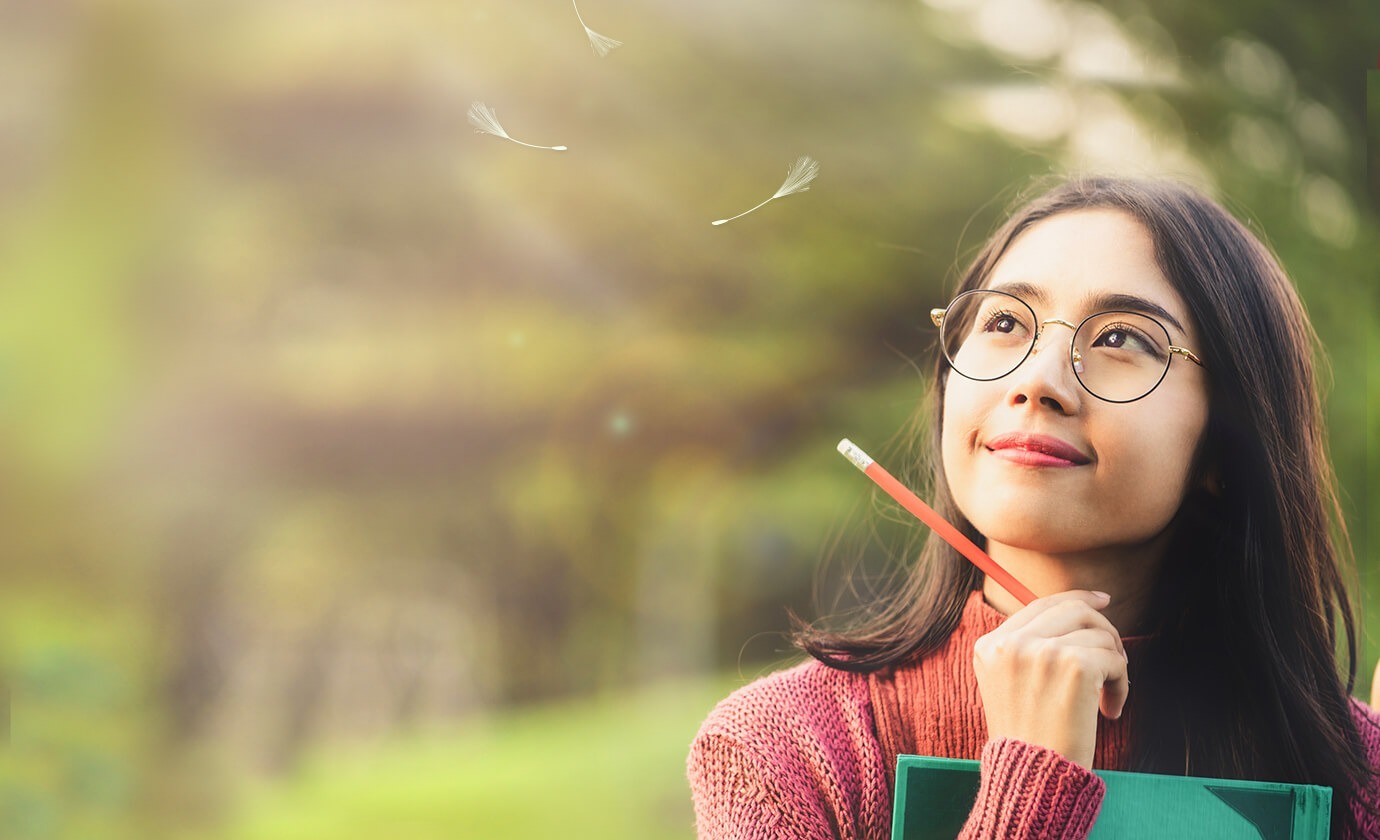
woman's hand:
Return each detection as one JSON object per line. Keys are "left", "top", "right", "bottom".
{"left": 971, "top": 590, "right": 1129, "bottom": 769}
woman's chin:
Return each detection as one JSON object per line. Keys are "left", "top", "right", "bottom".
{"left": 965, "top": 512, "right": 1097, "bottom": 557}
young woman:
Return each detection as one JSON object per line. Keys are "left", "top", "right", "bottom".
{"left": 687, "top": 176, "right": 1380, "bottom": 838}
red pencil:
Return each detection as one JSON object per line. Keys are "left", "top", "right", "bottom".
{"left": 837, "top": 438, "right": 1037, "bottom": 606}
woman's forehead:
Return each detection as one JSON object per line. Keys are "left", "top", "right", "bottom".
{"left": 983, "top": 209, "right": 1197, "bottom": 339}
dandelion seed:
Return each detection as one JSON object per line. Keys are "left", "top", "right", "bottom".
{"left": 712, "top": 156, "right": 820, "bottom": 226}
{"left": 572, "top": 0, "right": 622, "bottom": 57}
{"left": 467, "top": 101, "right": 567, "bottom": 151}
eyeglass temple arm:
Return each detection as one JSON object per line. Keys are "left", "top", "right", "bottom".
{"left": 930, "top": 308, "right": 945, "bottom": 328}
{"left": 1169, "top": 346, "right": 1204, "bottom": 366}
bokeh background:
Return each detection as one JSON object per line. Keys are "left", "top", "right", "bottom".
{"left": 0, "top": 0, "right": 1377, "bottom": 838}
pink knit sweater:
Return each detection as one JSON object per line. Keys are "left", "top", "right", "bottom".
{"left": 687, "top": 591, "right": 1380, "bottom": 839}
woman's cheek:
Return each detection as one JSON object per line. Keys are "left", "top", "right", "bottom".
{"left": 939, "top": 385, "right": 983, "bottom": 508}
{"left": 939, "top": 393, "right": 965, "bottom": 482}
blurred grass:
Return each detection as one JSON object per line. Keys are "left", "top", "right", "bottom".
{"left": 217, "top": 673, "right": 759, "bottom": 840}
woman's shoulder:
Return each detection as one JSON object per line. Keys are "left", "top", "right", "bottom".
{"left": 688, "top": 659, "right": 892, "bottom": 837}
{"left": 695, "top": 658, "right": 873, "bottom": 743}
{"left": 701, "top": 659, "right": 872, "bottom": 722}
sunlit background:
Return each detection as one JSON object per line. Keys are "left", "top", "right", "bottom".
{"left": 0, "top": 0, "right": 1376, "bottom": 837}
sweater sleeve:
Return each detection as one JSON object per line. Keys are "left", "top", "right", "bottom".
{"left": 959, "top": 738, "right": 1104, "bottom": 839}
{"left": 688, "top": 731, "right": 840, "bottom": 840}
{"left": 1345, "top": 698, "right": 1380, "bottom": 838}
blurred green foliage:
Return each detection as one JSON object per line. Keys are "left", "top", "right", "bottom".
{"left": 0, "top": 0, "right": 1376, "bottom": 838}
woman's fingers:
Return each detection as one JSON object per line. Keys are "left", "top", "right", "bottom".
{"left": 1020, "top": 600, "right": 1127, "bottom": 662}
{"left": 1098, "top": 649, "right": 1131, "bottom": 720}
{"left": 995, "top": 589, "right": 1111, "bottom": 633}
{"left": 987, "top": 592, "right": 1127, "bottom": 661}
{"left": 1012, "top": 602, "right": 1130, "bottom": 718}
{"left": 1043, "top": 628, "right": 1126, "bottom": 656}
{"left": 976, "top": 631, "right": 1127, "bottom": 694}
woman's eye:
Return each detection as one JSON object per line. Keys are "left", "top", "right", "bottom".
{"left": 1094, "top": 325, "right": 1157, "bottom": 355}
{"left": 983, "top": 310, "right": 1023, "bottom": 334}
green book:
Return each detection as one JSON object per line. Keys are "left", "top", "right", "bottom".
{"left": 892, "top": 755, "right": 1332, "bottom": 839}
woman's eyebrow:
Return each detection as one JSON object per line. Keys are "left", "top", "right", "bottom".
{"left": 986, "top": 281, "right": 1189, "bottom": 337}
{"left": 987, "top": 281, "right": 1047, "bottom": 303}
{"left": 1089, "top": 292, "right": 1188, "bottom": 335}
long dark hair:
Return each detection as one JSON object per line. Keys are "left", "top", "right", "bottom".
{"left": 795, "top": 175, "right": 1375, "bottom": 833}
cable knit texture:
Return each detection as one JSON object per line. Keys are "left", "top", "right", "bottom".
{"left": 687, "top": 590, "right": 1380, "bottom": 839}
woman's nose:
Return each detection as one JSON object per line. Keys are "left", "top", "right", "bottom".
{"left": 1005, "top": 322, "right": 1082, "bottom": 413}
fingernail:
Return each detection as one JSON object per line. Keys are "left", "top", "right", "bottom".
{"left": 1091, "top": 590, "right": 1111, "bottom": 601}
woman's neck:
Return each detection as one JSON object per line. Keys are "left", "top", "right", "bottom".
{"left": 981, "top": 538, "right": 1167, "bottom": 635}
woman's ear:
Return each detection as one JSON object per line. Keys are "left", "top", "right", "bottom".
{"left": 1199, "top": 459, "right": 1224, "bottom": 498}
{"left": 1188, "top": 425, "right": 1223, "bottom": 500}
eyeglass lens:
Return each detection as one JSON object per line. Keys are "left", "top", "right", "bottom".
{"left": 940, "top": 290, "right": 1174, "bottom": 403}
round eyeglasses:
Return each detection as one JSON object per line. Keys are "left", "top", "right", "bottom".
{"left": 930, "top": 289, "right": 1205, "bottom": 403}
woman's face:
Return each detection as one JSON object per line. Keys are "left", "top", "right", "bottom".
{"left": 941, "top": 209, "right": 1210, "bottom": 556}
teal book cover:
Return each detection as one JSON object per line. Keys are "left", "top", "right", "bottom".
{"left": 892, "top": 755, "right": 1332, "bottom": 839}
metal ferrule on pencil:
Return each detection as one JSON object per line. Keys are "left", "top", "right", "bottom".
{"left": 837, "top": 438, "right": 875, "bottom": 472}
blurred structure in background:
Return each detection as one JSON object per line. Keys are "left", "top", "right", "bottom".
{"left": 0, "top": 1, "right": 1375, "bottom": 838}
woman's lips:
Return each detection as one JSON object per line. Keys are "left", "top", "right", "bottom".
{"left": 984, "top": 432, "right": 1092, "bottom": 467}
